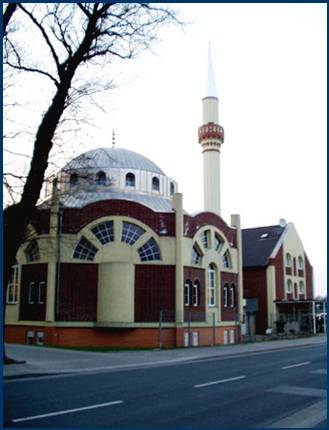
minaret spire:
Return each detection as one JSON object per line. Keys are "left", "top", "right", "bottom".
{"left": 198, "top": 44, "right": 224, "bottom": 215}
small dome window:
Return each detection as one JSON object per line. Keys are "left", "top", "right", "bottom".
{"left": 125, "top": 172, "right": 135, "bottom": 187}
{"left": 152, "top": 176, "right": 160, "bottom": 191}
{"left": 70, "top": 173, "right": 78, "bottom": 186}
{"left": 96, "top": 171, "right": 106, "bottom": 185}
{"left": 170, "top": 182, "right": 175, "bottom": 195}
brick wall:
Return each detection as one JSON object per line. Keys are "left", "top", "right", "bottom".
{"left": 243, "top": 268, "right": 268, "bottom": 334}
{"left": 19, "top": 264, "right": 48, "bottom": 321}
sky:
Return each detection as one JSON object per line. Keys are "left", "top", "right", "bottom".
{"left": 3, "top": 3, "right": 327, "bottom": 296}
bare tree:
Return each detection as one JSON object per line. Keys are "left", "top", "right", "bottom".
{"left": 3, "top": 2, "right": 18, "bottom": 36}
{"left": 3, "top": 3, "right": 180, "bottom": 361}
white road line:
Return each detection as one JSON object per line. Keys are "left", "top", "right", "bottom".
{"left": 11, "top": 400, "right": 123, "bottom": 423}
{"left": 194, "top": 375, "right": 246, "bottom": 388}
{"left": 311, "top": 369, "right": 327, "bottom": 375}
{"left": 281, "top": 361, "right": 311, "bottom": 370}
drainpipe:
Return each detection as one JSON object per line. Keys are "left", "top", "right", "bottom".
{"left": 55, "top": 206, "right": 63, "bottom": 318}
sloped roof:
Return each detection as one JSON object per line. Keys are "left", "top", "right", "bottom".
{"left": 242, "top": 225, "right": 285, "bottom": 268}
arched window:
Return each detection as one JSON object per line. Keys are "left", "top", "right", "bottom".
{"left": 91, "top": 221, "right": 114, "bottom": 245}
{"left": 286, "top": 279, "right": 292, "bottom": 294}
{"left": 285, "top": 253, "right": 292, "bottom": 267}
{"left": 25, "top": 240, "right": 39, "bottom": 262}
{"left": 207, "top": 264, "right": 216, "bottom": 307}
{"left": 121, "top": 222, "right": 145, "bottom": 245}
{"left": 96, "top": 171, "right": 106, "bottom": 185}
{"left": 184, "top": 280, "right": 192, "bottom": 306}
{"left": 193, "top": 281, "right": 200, "bottom": 307}
{"left": 170, "top": 182, "right": 175, "bottom": 195}
{"left": 297, "top": 256, "right": 304, "bottom": 270}
{"left": 138, "top": 238, "right": 161, "bottom": 261}
{"left": 199, "top": 230, "right": 210, "bottom": 249}
{"left": 6, "top": 263, "right": 18, "bottom": 304}
{"left": 223, "top": 283, "right": 229, "bottom": 308}
{"left": 70, "top": 173, "right": 78, "bottom": 186}
{"left": 299, "top": 281, "right": 305, "bottom": 295}
{"left": 214, "top": 233, "right": 224, "bottom": 252}
{"left": 73, "top": 237, "right": 98, "bottom": 261}
{"left": 191, "top": 245, "right": 202, "bottom": 265}
{"left": 152, "top": 176, "right": 160, "bottom": 191}
{"left": 125, "top": 172, "right": 135, "bottom": 187}
{"left": 230, "top": 284, "right": 235, "bottom": 308}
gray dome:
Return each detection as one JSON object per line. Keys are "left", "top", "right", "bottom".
{"left": 63, "top": 147, "right": 165, "bottom": 175}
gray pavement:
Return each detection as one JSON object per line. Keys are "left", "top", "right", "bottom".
{"left": 3, "top": 334, "right": 327, "bottom": 379}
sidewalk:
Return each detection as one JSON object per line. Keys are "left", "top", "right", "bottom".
{"left": 3, "top": 334, "right": 327, "bottom": 380}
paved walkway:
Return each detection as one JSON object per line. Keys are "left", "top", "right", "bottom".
{"left": 3, "top": 335, "right": 327, "bottom": 379}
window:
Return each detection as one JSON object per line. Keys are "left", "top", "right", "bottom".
{"left": 260, "top": 233, "right": 269, "bottom": 239}
{"left": 121, "top": 222, "right": 145, "bottom": 245}
{"left": 285, "top": 253, "right": 292, "bottom": 267}
{"left": 299, "top": 281, "right": 305, "bottom": 295}
{"left": 73, "top": 236, "right": 98, "bottom": 261}
{"left": 25, "top": 240, "right": 39, "bottom": 262}
{"left": 214, "top": 233, "right": 224, "bottom": 252}
{"left": 298, "top": 256, "right": 304, "bottom": 270}
{"left": 70, "top": 173, "right": 78, "bottom": 186}
{"left": 36, "top": 331, "right": 44, "bottom": 345}
{"left": 138, "top": 238, "right": 161, "bottom": 261}
{"left": 191, "top": 245, "right": 202, "bottom": 265}
{"left": 222, "top": 250, "right": 231, "bottom": 269}
{"left": 200, "top": 230, "right": 210, "bottom": 249}
{"left": 125, "top": 172, "right": 135, "bottom": 187}
{"left": 28, "top": 282, "right": 35, "bottom": 304}
{"left": 91, "top": 221, "right": 114, "bottom": 245}
{"left": 286, "top": 279, "right": 292, "bottom": 294}
{"left": 96, "top": 170, "right": 106, "bottom": 185}
{"left": 38, "top": 281, "right": 45, "bottom": 304}
{"left": 192, "top": 281, "right": 200, "bottom": 307}
{"left": 184, "top": 280, "right": 191, "bottom": 306}
{"left": 6, "top": 264, "right": 18, "bottom": 304}
{"left": 207, "top": 264, "right": 216, "bottom": 307}
{"left": 223, "top": 284, "right": 229, "bottom": 308}
{"left": 170, "top": 182, "right": 175, "bottom": 195}
{"left": 230, "top": 284, "right": 235, "bottom": 308}
{"left": 152, "top": 176, "right": 160, "bottom": 191}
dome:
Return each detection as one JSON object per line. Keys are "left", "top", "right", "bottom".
{"left": 63, "top": 147, "right": 165, "bottom": 175}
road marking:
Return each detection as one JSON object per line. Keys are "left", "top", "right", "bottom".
{"left": 311, "top": 369, "right": 327, "bottom": 375}
{"left": 194, "top": 375, "right": 246, "bottom": 388}
{"left": 266, "top": 385, "right": 327, "bottom": 398}
{"left": 11, "top": 400, "right": 123, "bottom": 423}
{"left": 281, "top": 361, "right": 311, "bottom": 370}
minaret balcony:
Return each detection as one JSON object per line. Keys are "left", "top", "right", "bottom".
{"left": 198, "top": 122, "right": 224, "bottom": 143}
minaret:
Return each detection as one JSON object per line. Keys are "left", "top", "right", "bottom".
{"left": 198, "top": 44, "right": 224, "bottom": 215}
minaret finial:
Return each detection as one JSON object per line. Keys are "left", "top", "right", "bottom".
{"left": 112, "top": 129, "right": 116, "bottom": 148}
{"left": 206, "top": 42, "right": 218, "bottom": 98}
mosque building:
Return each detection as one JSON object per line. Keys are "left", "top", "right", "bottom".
{"left": 5, "top": 48, "right": 244, "bottom": 348}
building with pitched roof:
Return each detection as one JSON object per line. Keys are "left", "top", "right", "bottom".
{"left": 5, "top": 47, "right": 244, "bottom": 348}
{"left": 242, "top": 221, "right": 315, "bottom": 336}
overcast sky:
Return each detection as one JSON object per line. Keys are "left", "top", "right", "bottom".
{"left": 4, "top": 3, "right": 327, "bottom": 296}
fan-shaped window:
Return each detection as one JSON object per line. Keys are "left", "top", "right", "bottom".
{"left": 222, "top": 250, "right": 232, "bottom": 269}
{"left": 297, "top": 256, "right": 304, "bottom": 270}
{"left": 191, "top": 245, "right": 202, "bottom": 265}
{"left": 138, "top": 238, "right": 161, "bottom": 261}
{"left": 125, "top": 172, "right": 135, "bottom": 187}
{"left": 25, "top": 240, "right": 40, "bottom": 262}
{"left": 170, "top": 182, "right": 175, "bottom": 195}
{"left": 207, "top": 264, "right": 216, "bottom": 307}
{"left": 121, "top": 222, "right": 145, "bottom": 245}
{"left": 286, "top": 279, "right": 293, "bottom": 294}
{"left": 299, "top": 281, "right": 305, "bottom": 295}
{"left": 152, "top": 176, "right": 160, "bottom": 191}
{"left": 96, "top": 171, "right": 106, "bottom": 185}
{"left": 70, "top": 173, "right": 78, "bottom": 186}
{"left": 285, "top": 253, "right": 292, "bottom": 267}
{"left": 91, "top": 221, "right": 114, "bottom": 245}
{"left": 200, "top": 230, "right": 210, "bottom": 249}
{"left": 184, "top": 280, "right": 192, "bottom": 306}
{"left": 6, "top": 263, "right": 18, "bottom": 304}
{"left": 214, "top": 233, "right": 224, "bottom": 252}
{"left": 73, "top": 237, "right": 98, "bottom": 261}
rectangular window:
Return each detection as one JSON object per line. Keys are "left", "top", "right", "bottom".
{"left": 192, "top": 283, "right": 199, "bottom": 307}
{"left": 184, "top": 283, "right": 190, "bottom": 306}
{"left": 6, "top": 265, "right": 18, "bottom": 304}
{"left": 28, "top": 282, "right": 35, "bottom": 304}
{"left": 223, "top": 286, "right": 228, "bottom": 308}
{"left": 230, "top": 287, "right": 235, "bottom": 308}
{"left": 208, "top": 272, "right": 215, "bottom": 307}
{"left": 36, "top": 331, "right": 44, "bottom": 345}
{"left": 38, "top": 281, "right": 45, "bottom": 304}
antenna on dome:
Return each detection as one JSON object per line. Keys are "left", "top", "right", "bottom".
{"left": 112, "top": 129, "right": 116, "bottom": 148}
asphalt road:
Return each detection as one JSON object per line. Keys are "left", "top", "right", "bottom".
{"left": 4, "top": 344, "right": 327, "bottom": 428}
